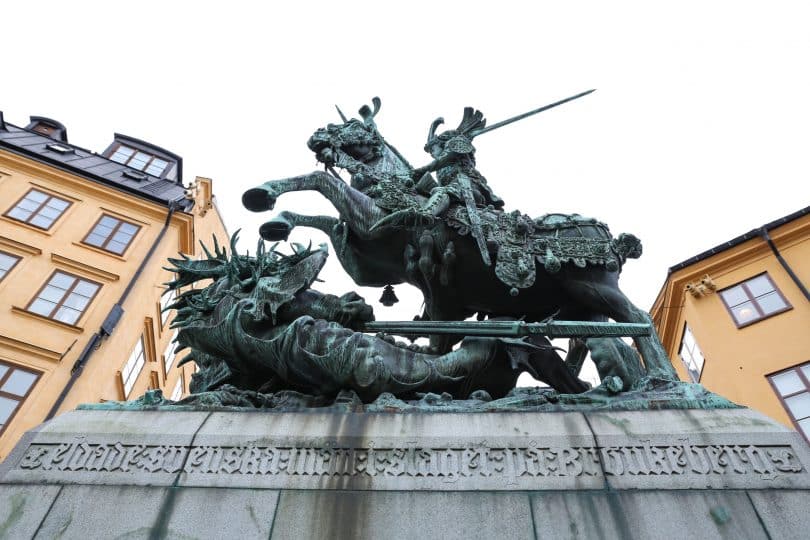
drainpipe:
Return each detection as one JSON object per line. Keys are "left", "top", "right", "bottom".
{"left": 759, "top": 227, "right": 810, "bottom": 302}
{"left": 45, "top": 200, "right": 180, "bottom": 420}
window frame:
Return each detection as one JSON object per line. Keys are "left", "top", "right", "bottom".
{"left": 0, "top": 360, "right": 41, "bottom": 437}
{"left": 121, "top": 337, "right": 146, "bottom": 398}
{"left": 170, "top": 373, "right": 184, "bottom": 401}
{"left": 0, "top": 251, "right": 21, "bottom": 283}
{"left": 163, "top": 330, "right": 178, "bottom": 375}
{"left": 766, "top": 362, "right": 810, "bottom": 443}
{"left": 718, "top": 273, "right": 792, "bottom": 328}
{"left": 25, "top": 270, "right": 102, "bottom": 326}
{"left": 81, "top": 214, "right": 141, "bottom": 256}
{"left": 4, "top": 188, "right": 72, "bottom": 231}
{"left": 108, "top": 143, "right": 169, "bottom": 178}
{"left": 160, "top": 288, "right": 176, "bottom": 327}
{"left": 678, "top": 323, "right": 706, "bottom": 383}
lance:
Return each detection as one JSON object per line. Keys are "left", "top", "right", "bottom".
{"left": 361, "top": 319, "right": 650, "bottom": 339}
{"left": 469, "top": 89, "right": 596, "bottom": 138}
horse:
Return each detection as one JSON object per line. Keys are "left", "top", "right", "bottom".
{"left": 241, "top": 99, "right": 678, "bottom": 387}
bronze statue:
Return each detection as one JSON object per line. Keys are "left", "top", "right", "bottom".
{"left": 242, "top": 94, "right": 678, "bottom": 382}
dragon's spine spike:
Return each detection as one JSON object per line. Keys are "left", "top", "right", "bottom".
{"left": 228, "top": 230, "right": 241, "bottom": 258}
{"left": 199, "top": 239, "right": 216, "bottom": 260}
{"left": 212, "top": 234, "right": 226, "bottom": 259}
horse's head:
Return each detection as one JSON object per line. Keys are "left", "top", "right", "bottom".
{"left": 307, "top": 97, "right": 388, "bottom": 168}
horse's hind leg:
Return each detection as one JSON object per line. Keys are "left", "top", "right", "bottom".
{"left": 560, "top": 278, "right": 678, "bottom": 380}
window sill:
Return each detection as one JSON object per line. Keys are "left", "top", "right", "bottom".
{"left": 73, "top": 241, "right": 128, "bottom": 262}
{"left": 0, "top": 215, "right": 56, "bottom": 236}
{"left": 11, "top": 306, "right": 84, "bottom": 333}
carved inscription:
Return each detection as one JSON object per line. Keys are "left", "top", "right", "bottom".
{"left": 17, "top": 442, "right": 805, "bottom": 481}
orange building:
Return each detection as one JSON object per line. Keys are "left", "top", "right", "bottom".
{"left": 0, "top": 112, "right": 228, "bottom": 460}
{"left": 651, "top": 206, "right": 810, "bottom": 441}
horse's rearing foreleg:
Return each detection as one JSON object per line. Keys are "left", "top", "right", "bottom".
{"left": 259, "top": 211, "right": 339, "bottom": 241}
{"left": 243, "top": 171, "right": 388, "bottom": 238}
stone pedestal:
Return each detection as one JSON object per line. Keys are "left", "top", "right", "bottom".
{"left": 2, "top": 408, "right": 809, "bottom": 539}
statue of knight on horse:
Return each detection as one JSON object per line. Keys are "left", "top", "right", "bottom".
{"left": 242, "top": 92, "right": 679, "bottom": 395}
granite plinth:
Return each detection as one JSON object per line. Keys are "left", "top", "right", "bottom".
{"left": 1, "top": 408, "right": 808, "bottom": 539}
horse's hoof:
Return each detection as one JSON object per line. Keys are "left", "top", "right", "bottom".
{"left": 242, "top": 188, "right": 277, "bottom": 212}
{"left": 259, "top": 220, "right": 291, "bottom": 241}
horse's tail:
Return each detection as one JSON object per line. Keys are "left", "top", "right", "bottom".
{"left": 612, "top": 233, "right": 643, "bottom": 262}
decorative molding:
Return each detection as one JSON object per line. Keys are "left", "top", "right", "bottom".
{"left": 51, "top": 253, "right": 120, "bottom": 282}
{"left": 28, "top": 181, "right": 82, "bottom": 203}
{"left": 11, "top": 306, "right": 84, "bottom": 334}
{"left": 99, "top": 206, "right": 151, "bottom": 227}
{"left": 0, "top": 235, "right": 42, "bottom": 256}
{"left": 71, "top": 241, "right": 127, "bottom": 262}
{"left": 143, "top": 317, "right": 157, "bottom": 364}
{"left": 0, "top": 152, "right": 171, "bottom": 222}
{"left": 0, "top": 333, "right": 62, "bottom": 362}
{"left": 685, "top": 274, "right": 717, "bottom": 298}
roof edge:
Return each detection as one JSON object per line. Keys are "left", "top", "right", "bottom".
{"left": 668, "top": 205, "right": 810, "bottom": 274}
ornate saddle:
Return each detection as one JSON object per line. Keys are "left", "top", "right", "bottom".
{"left": 445, "top": 208, "right": 642, "bottom": 291}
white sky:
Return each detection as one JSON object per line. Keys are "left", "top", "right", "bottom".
{"left": 3, "top": 1, "right": 809, "bottom": 385}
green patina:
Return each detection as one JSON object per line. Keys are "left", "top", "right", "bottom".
{"left": 92, "top": 95, "right": 740, "bottom": 413}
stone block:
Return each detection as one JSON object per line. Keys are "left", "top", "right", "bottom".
{"left": 747, "top": 490, "right": 810, "bottom": 540}
{"left": 1, "top": 410, "right": 210, "bottom": 487}
{"left": 34, "top": 485, "right": 171, "bottom": 538}
{"left": 175, "top": 411, "right": 603, "bottom": 491}
{"left": 0, "top": 485, "right": 61, "bottom": 539}
{"left": 270, "top": 491, "right": 534, "bottom": 540}
{"left": 583, "top": 409, "right": 810, "bottom": 490}
{"left": 3, "top": 409, "right": 808, "bottom": 493}
{"left": 530, "top": 490, "right": 768, "bottom": 540}
{"left": 155, "top": 487, "right": 279, "bottom": 539}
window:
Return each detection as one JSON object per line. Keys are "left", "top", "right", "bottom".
{"left": 0, "top": 252, "right": 21, "bottom": 282}
{"left": 679, "top": 324, "right": 705, "bottom": 382}
{"left": 109, "top": 144, "right": 169, "bottom": 177}
{"left": 170, "top": 374, "right": 184, "bottom": 401}
{"left": 160, "top": 288, "right": 176, "bottom": 326}
{"left": 0, "top": 361, "right": 40, "bottom": 436}
{"left": 719, "top": 274, "right": 791, "bottom": 327}
{"left": 5, "top": 189, "right": 71, "bottom": 230}
{"left": 27, "top": 271, "right": 101, "bottom": 325}
{"left": 163, "top": 330, "right": 178, "bottom": 374}
{"left": 46, "top": 143, "right": 74, "bottom": 155}
{"left": 82, "top": 215, "right": 140, "bottom": 255}
{"left": 768, "top": 362, "right": 810, "bottom": 442}
{"left": 122, "top": 337, "right": 146, "bottom": 397}
{"left": 32, "top": 123, "right": 56, "bottom": 136}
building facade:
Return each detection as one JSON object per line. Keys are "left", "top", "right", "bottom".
{"left": 0, "top": 113, "right": 228, "bottom": 460}
{"left": 651, "top": 206, "right": 810, "bottom": 441}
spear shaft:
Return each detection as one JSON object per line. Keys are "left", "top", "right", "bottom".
{"left": 470, "top": 89, "right": 596, "bottom": 138}
{"left": 362, "top": 319, "right": 649, "bottom": 339}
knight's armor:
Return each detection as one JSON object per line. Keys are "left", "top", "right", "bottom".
{"left": 370, "top": 108, "right": 503, "bottom": 239}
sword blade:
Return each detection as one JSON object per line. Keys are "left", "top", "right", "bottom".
{"left": 457, "top": 173, "right": 492, "bottom": 266}
{"left": 471, "top": 89, "right": 596, "bottom": 138}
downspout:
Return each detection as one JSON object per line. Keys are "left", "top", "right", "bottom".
{"left": 45, "top": 200, "right": 181, "bottom": 420}
{"left": 759, "top": 227, "right": 810, "bottom": 302}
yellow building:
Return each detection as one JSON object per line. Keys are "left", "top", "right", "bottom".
{"left": 651, "top": 206, "right": 810, "bottom": 442}
{"left": 0, "top": 113, "right": 228, "bottom": 460}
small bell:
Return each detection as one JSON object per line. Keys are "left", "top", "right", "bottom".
{"left": 379, "top": 284, "right": 399, "bottom": 306}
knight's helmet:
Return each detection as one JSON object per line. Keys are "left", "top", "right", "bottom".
{"left": 424, "top": 107, "right": 487, "bottom": 157}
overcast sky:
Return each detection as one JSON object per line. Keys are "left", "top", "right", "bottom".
{"left": 3, "top": 2, "right": 809, "bottom": 376}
